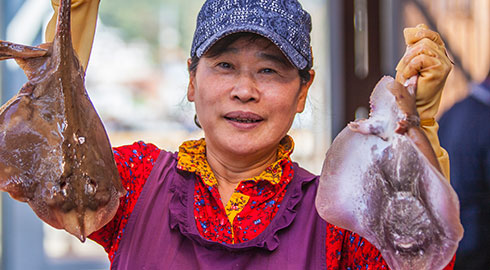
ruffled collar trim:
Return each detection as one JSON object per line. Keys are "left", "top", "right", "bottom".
{"left": 168, "top": 157, "right": 317, "bottom": 251}
{"left": 176, "top": 136, "right": 294, "bottom": 186}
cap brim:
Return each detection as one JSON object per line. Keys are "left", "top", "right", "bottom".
{"left": 195, "top": 24, "right": 308, "bottom": 70}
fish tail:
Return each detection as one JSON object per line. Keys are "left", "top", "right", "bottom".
{"left": 55, "top": 0, "right": 72, "bottom": 57}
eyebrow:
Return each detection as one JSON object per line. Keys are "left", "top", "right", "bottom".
{"left": 256, "top": 52, "right": 291, "bottom": 68}
{"left": 209, "top": 46, "right": 292, "bottom": 68}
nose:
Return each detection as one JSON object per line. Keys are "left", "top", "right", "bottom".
{"left": 230, "top": 72, "right": 259, "bottom": 103}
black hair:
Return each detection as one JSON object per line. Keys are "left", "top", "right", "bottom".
{"left": 188, "top": 32, "right": 312, "bottom": 84}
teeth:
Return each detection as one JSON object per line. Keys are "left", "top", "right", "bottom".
{"left": 236, "top": 118, "right": 256, "bottom": 123}
{"left": 229, "top": 117, "right": 258, "bottom": 123}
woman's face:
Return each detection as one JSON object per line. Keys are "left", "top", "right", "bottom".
{"left": 187, "top": 36, "right": 314, "bottom": 158}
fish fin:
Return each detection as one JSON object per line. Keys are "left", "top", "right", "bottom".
{"left": 348, "top": 119, "right": 368, "bottom": 133}
{"left": 0, "top": 177, "right": 31, "bottom": 202}
{"left": 3, "top": 188, "right": 30, "bottom": 202}
{"left": 0, "top": 96, "right": 48, "bottom": 204}
{"left": 0, "top": 41, "right": 49, "bottom": 60}
{"left": 0, "top": 41, "right": 53, "bottom": 81}
{"left": 349, "top": 119, "right": 389, "bottom": 140}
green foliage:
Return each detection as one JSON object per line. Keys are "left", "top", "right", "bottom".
{"left": 98, "top": 0, "right": 204, "bottom": 61}
{"left": 99, "top": 0, "right": 163, "bottom": 49}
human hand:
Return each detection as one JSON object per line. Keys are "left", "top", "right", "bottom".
{"left": 395, "top": 24, "right": 452, "bottom": 120}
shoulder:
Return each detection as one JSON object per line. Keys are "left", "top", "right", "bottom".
{"left": 292, "top": 162, "right": 318, "bottom": 180}
{"left": 112, "top": 141, "right": 163, "bottom": 190}
{"left": 113, "top": 141, "right": 161, "bottom": 160}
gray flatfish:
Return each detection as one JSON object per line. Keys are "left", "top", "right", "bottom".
{"left": 315, "top": 76, "right": 463, "bottom": 270}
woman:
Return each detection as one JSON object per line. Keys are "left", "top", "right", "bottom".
{"left": 46, "top": 0, "right": 453, "bottom": 269}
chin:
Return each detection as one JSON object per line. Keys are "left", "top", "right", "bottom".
{"left": 226, "top": 137, "right": 279, "bottom": 158}
{"left": 204, "top": 125, "right": 282, "bottom": 157}
{"left": 226, "top": 143, "right": 261, "bottom": 156}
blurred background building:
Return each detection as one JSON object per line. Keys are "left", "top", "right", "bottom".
{"left": 0, "top": 0, "right": 488, "bottom": 269}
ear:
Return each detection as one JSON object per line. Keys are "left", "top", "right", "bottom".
{"left": 187, "top": 58, "right": 196, "bottom": 102}
{"left": 296, "top": 69, "right": 315, "bottom": 113}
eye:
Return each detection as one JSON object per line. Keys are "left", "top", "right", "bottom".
{"left": 217, "top": 62, "right": 232, "bottom": 69}
{"left": 260, "top": 68, "right": 276, "bottom": 74}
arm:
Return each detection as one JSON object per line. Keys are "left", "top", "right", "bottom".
{"left": 89, "top": 142, "right": 161, "bottom": 260}
{"left": 420, "top": 120, "right": 449, "bottom": 179}
{"left": 395, "top": 24, "right": 452, "bottom": 180}
{"left": 45, "top": 0, "right": 100, "bottom": 71}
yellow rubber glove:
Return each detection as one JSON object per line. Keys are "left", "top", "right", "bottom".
{"left": 45, "top": 0, "right": 100, "bottom": 71}
{"left": 395, "top": 24, "right": 451, "bottom": 180}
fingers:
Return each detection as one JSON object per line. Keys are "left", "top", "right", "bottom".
{"left": 395, "top": 25, "right": 451, "bottom": 120}
{"left": 399, "top": 41, "right": 438, "bottom": 65}
{"left": 401, "top": 54, "right": 442, "bottom": 79}
{"left": 396, "top": 40, "right": 451, "bottom": 82}
{"left": 397, "top": 24, "right": 451, "bottom": 83}
{"left": 403, "top": 24, "right": 445, "bottom": 47}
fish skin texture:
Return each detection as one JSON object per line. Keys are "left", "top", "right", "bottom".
{"left": 0, "top": 0, "right": 126, "bottom": 242}
{"left": 315, "top": 76, "right": 463, "bottom": 270}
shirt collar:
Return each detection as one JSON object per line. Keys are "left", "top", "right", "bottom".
{"left": 177, "top": 135, "right": 294, "bottom": 186}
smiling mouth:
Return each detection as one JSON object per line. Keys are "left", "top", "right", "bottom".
{"left": 224, "top": 117, "right": 262, "bottom": 123}
{"left": 224, "top": 111, "right": 264, "bottom": 124}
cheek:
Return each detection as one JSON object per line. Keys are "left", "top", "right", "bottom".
{"left": 193, "top": 84, "right": 223, "bottom": 125}
{"left": 194, "top": 68, "right": 230, "bottom": 100}
{"left": 193, "top": 75, "right": 219, "bottom": 105}
{"left": 266, "top": 86, "right": 302, "bottom": 115}
{"left": 194, "top": 86, "right": 222, "bottom": 109}
{"left": 265, "top": 96, "right": 301, "bottom": 133}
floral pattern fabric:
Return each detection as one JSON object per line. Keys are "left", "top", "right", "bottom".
{"left": 89, "top": 141, "right": 161, "bottom": 262}
{"left": 88, "top": 139, "right": 455, "bottom": 269}
{"left": 177, "top": 137, "right": 294, "bottom": 244}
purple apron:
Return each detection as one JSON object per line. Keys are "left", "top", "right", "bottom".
{"left": 112, "top": 150, "right": 327, "bottom": 270}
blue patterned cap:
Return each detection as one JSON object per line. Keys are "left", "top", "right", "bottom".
{"left": 191, "top": 0, "right": 313, "bottom": 70}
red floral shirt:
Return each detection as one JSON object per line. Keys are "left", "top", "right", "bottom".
{"left": 177, "top": 137, "right": 294, "bottom": 244}
{"left": 89, "top": 139, "right": 455, "bottom": 269}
